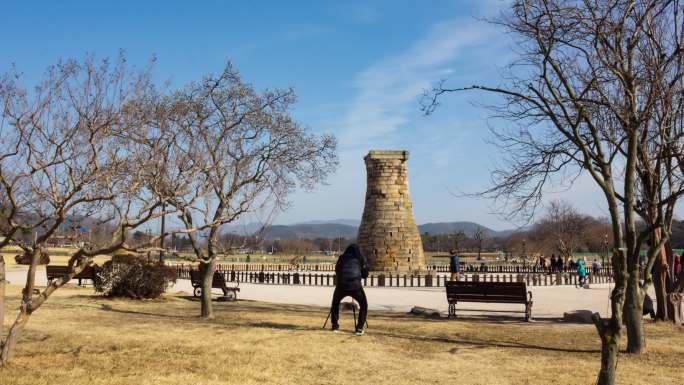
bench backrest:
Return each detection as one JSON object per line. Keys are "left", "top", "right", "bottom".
{"left": 189, "top": 270, "right": 225, "bottom": 288}
{"left": 446, "top": 281, "right": 528, "bottom": 303}
{"left": 46, "top": 265, "right": 96, "bottom": 279}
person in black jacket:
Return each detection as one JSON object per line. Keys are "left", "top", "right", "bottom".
{"left": 330, "top": 244, "right": 369, "bottom": 335}
{"left": 449, "top": 249, "right": 460, "bottom": 281}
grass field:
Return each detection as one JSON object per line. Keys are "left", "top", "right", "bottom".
{"left": 1, "top": 284, "right": 682, "bottom": 385}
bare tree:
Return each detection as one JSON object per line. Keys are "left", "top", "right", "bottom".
{"left": 535, "top": 200, "right": 590, "bottom": 263}
{"left": 423, "top": 1, "right": 684, "bottom": 383}
{"left": 168, "top": 63, "right": 337, "bottom": 318}
{"left": 0, "top": 56, "right": 173, "bottom": 364}
{"left": 634, "top": 59, "right": 684, "bottom": 322}
{"left": 473, "top": 225, "right": 488, "bottom": 259}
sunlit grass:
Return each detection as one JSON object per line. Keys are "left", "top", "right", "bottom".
{"left": 1, "top": 284, "right": 682, "bottom": 385}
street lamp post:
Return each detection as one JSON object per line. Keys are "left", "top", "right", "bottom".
{"left": 602, "top": 234, "right": 608, "bottom": 267}
{"left": 159, "top": 202, "right": 166, "bottom": 263}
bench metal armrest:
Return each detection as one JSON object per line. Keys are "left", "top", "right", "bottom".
{"left": 527, "top": 291, "right": 533, "bottom": 302}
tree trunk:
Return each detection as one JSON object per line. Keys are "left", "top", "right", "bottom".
{"left": 649, "top": 228, "right": 668, "bottom": 320}
{"left": 0, "top": 310, "right": 29, "bottom": 365}
{"left": 623, "top": 269, "right": 645, "bottom": 354}
{"left": 593, "top": 313, "right": 620, "bottom": 385}
{"left": 0, "top": 256, "right": 5, "bottom": 354}
{"left": 653, "top": 262, "right": 669, "bottom": 320}
{"left": 199, "top": 258, "right": 216, "bottom": 319}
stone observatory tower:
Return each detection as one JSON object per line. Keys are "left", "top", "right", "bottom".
{"left": 357, "top": 150, "right": 425, "bottom": 272}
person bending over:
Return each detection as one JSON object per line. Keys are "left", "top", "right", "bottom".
{"left": 331, "top": 244, "right": 369, "bottom": 335}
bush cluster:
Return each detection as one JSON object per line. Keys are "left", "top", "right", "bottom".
{"left": 94, "top": 255, "right": 175, "bottom": 299}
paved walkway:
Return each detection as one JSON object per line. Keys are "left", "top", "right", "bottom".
{"left": 5, "top": 266, "right": 638, "bottom": 319}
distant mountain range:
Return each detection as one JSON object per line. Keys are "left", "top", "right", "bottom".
{"left": 222, "top": 219, "right": 515, "bottom": 240}
{"left": 418, "top": 222, "right": 515, "bottom": 238}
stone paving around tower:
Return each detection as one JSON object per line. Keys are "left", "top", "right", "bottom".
{"left": 5, "top": 264, "right": 643, "bottom": 320}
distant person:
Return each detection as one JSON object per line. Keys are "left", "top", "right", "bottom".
{"left": 556, "top": 255, "right": 563, "bottom": 272}
{"left": 592, "top": 260, "right": 600, "bottom": 275}
{"left": 576, "top": 257, "right": 587, "bottom": 288}
{"left": 330, "top": 244, "right": 369, "bottom": 335}
{"left": 550, "top": 254, "right": 558, "bottom": 272}
{"left": 643, "top": 293, "right": 656, "bottom": 319}
{"left": 449, "top": 249, "right": 461, "bottom": 281}
{"left": 245, "top": 254, "right": 251, "bottom": 263}
{"left": 674, "top": 254, "right": 682, "bottom": 276}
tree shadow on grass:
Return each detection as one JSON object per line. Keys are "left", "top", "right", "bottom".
{"left": 370, "top": 330, "right": 599, "bottom": 354}
{"left": 246, "top": 321, "right": 318, "bottom": 331}
{"left": 241, "top": 318, "right": 598, "bottom": 354}
{"left": 98, "top": 304, "right": 198, "bottom": 320}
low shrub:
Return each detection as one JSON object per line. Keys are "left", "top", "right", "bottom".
{"left": 94, "top": 255, "right": 175, "bottom": 299}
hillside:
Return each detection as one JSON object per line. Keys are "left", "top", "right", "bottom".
{"left": 417, "top": 222, "right": 514, "bottom": 238}
{"left": 261, "top": 223, "right": 358, "bottom": 240}
{"left": 251, "top": 220, "right": 513, "bottom": 240}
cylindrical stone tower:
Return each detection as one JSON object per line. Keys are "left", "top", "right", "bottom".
{"left": 357, "top": 150, "right": 425, "bottom": 272}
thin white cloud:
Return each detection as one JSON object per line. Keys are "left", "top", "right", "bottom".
{"left": 338, "top": 18, "right": 497, "bottom": 149}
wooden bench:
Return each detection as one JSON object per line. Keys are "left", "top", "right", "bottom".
{"left": 189, "top": 270, "right": 239, "bottom": 300}
{"left": 445, "top": 281, "right": 533, "bottom": 321}
{"left": 45, "top": 265, "right": 97, "bottom": 286}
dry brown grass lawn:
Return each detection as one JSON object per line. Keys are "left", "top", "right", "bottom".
{"left": 1, "top": 284, "right": 682, "bottom": 385}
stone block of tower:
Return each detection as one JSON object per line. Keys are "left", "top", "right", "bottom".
{"left": 357, "top": 150, "right": 425, "bottom": 272}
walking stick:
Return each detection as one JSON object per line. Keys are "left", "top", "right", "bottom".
{"left": 322, "top": 309, "right": 332, "bottom": 329}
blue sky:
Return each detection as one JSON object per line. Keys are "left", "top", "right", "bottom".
{"left": 1, "top": 0, "right": 634, "bottom": 231}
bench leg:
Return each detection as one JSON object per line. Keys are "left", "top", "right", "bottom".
{"left": 448, "top": 303, "right": 457, "bottom": 319}
{"left": 525, "top": 302, "right": 533, "bottom": 322}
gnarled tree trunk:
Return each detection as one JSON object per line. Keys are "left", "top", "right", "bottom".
{"left": 593, "top": 314, "right": 621, "bottom": 385}
{"left": 0, "top": 308, "right": 29, "bottom": 364}
{"left": 652, "top": 237, "right": 670, "bottom": 321}
{"left": 623, "top": 266, "right": 645, "bottom": 354}
{"left": 200, "top": 258, "right": 217, "bottom": 319}
{"left": 0, "top": 256, "right": 5, "bottom": 356}
{"left": 593, "top": 245, "right": 627, "bottom": 385}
